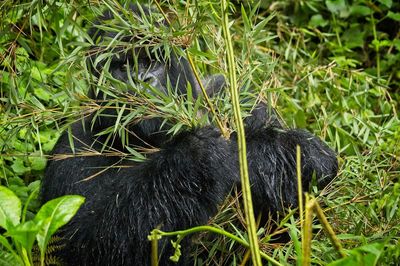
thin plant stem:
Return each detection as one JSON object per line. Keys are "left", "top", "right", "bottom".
{"left": 150, "top": 226, "right": 283, "bottom": 266}
{"left": 186, "top": 51, "right": 229, "bottom": 139}
{"left": 371, "top": 14, "right": 380, "bottom": 79}
{"left": 301, "top": 195, "right": 346, "bottom": 265}
{"left": 220, "top": 1, "right": 262, "bottom": 265}
{"left": 314, "top": 200, "right": 346, "bottom": 258}
{"left": 296, "top": 145, "right": 304, "bottom": 265}
{"left": 302, "top": 194, "right": 314, "bottom": 266}
{"left": 154, "top": 2, "right": 227, "bottom": 138}
{"left": 151, "top": 236, "right": 159, "bottom": 266}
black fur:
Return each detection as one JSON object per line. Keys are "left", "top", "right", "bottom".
{"left": 42, "top": 123, "right": 236, "bottom": 265}
{"left": 41, "top": 4, "right": 338, "bottom": 266}
{"left": 239, "top": 104, "right": 337, "bottom": 215}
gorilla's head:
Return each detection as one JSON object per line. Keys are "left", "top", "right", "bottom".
{"left": 86, "top": 4, "right": 201, "bottom": 147}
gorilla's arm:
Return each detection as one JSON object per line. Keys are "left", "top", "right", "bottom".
{"left": 54, "top": 126, "right": 237, "bottom": 266}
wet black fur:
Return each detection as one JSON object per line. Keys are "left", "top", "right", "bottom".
{"left": 239, "top": 105, "right": 337, "bottom": 216}
{"left": 41, "top": 4, "right": 338, "bottom": 266}
{"left": 42, "top": 123, "right": 236, "bottom": 265}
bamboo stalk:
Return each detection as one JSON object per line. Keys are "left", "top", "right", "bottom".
{"left": 220, "top": 1, "right": 262, "bottom": 265}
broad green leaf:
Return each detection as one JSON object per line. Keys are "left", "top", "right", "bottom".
{"left": 10, "top": 159, "right": 30, "bottom": 175}
{"left": 309, "top": 14, "right": 329, "bottom": 27}
{"left": 0, "top": 186, "right": 22, "bottom": 230}
{"left": 35, "top": 195, "right": 85, "bottom": 257}
{"left": 326, "top": 0, "right": 349, "bottom": 17}
{"left": 350, "top": 5, "right": 372, "bottom": 16}
{"left": 388, "top": 11, "right": 400, "bottom": 22}
{"left": 28, "top": 156, "right": 47, "bottom": 171}
{"left": 6, "top": 220, "right": 40, "bottom": 252}
{"left": 377, "top": 0, "right": 392, "bottom": 8}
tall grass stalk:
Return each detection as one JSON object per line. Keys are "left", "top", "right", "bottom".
{"left": 220, "top": 1, "right": 262, "bottom": 265}
{"left": 296, "top": 145, "right": 304, "bottom": 265}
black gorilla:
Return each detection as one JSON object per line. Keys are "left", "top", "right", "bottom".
{"left": 41, "top": 5, "right": 337, "bottom": 266}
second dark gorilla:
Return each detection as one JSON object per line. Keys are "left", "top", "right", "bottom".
{"left": 41, "top": 5, "right": 338, "bottom": 266}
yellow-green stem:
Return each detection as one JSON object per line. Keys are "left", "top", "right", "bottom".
{"left": 151, "top": 237, "right": 158, "bottom": 266}
{"left": 314, "top": 200, "right": 346, "bottom": 258}
{"left": 220, "top": 1, "right": 262, "bottom": 265}
{"left": 186, "top": 51, "right": 228, "bottom": 139}
{"left": 296, "top": 145, "right": 304, "bottom": 266}
{"left": 302, "top": 195, "right": 314, "bottom": 266}
{"left": 151, "top": 226, "right": 282, "bottom": 266}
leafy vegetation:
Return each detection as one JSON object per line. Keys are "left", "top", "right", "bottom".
{"left": 0, "top": 0, "right": 399, "bottom": 265}
{"left": 0, "top": 185, "right": 84, "bottom": 266}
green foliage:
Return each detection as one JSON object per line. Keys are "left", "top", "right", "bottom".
{"left": 327, "top": 242, "right": 384, "bottom": 266}
{"left": 0, "top": 186, "right": 84, "bottom": 266}
{"left": 268, "top": 0, "right": 400, "bottom": 90}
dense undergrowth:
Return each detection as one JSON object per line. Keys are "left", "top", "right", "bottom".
{"left": 0, "top": 0, "right": 399, "bottom": 265}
